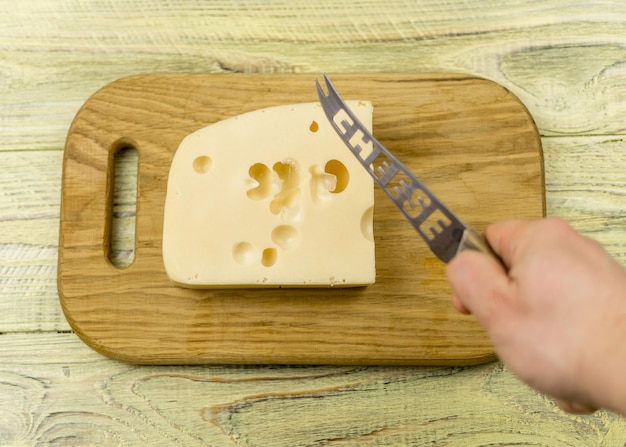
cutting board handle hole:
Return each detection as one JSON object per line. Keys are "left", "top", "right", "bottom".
{"left": 108, "top": 142, "right": 138, "bottom": 269}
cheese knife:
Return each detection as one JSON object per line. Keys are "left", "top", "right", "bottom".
{"left": 315, "top": 74, "right": 501, "bottom": 265}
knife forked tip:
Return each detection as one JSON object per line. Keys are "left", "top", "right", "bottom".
{"left": 314, "top": 78, "right": 325, "bottom": 98}
{"left": 315, "top": 73, "right": 339, "bottom": 99}
{"left": 315, "top": 74, "right": 329, "bottom": 98}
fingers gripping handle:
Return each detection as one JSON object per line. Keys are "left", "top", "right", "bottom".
{"left": 457, "top": 227, "right": 506, "bottom": 269}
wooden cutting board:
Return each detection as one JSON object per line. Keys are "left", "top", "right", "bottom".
{"left": 58, "top": 73, "right": 545, "bottom": 365}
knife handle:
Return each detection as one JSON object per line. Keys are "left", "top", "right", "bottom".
{"left": 457, "top": 227, "right": 506, "bottom": 269}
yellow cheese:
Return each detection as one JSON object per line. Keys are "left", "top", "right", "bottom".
{"left": 162, "top": 101, "right": 375, "bottom": 288}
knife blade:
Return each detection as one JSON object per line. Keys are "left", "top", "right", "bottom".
{"left": 315, "top": 73, "right": 501, "bottom": 265}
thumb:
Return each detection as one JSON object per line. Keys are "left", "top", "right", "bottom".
{"left": 446, "top": 250, "right": 511, "bottom": 326}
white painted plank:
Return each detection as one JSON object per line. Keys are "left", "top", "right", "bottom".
{"left": 1, "top": 333, "right": 625, "bottom": 446}
{"left": 1, "top": 1, "right": 626, "bottom": 151}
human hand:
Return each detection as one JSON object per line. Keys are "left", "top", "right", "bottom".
{"left": 447, "top": 218, "right": 626, "bottom": 415}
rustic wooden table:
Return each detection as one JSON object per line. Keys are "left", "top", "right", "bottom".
{"left": 2, "top": 1, "right": 625, "bottom": 445}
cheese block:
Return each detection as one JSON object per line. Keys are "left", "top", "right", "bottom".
{"left": 162, "top": 101, "right": 375, "bottom": 288}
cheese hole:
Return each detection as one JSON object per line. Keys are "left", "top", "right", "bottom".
{"left": 324, "top": 160, "right": 349, "bottom": 193}
{"left": 109, "top": 144, "right": 138, "bottom": 269}
{"left": 193, "top": 155, "right": 212, "bottom": 174}
{"left": 271, "top": 225, "right": 299, "bottom": 250}
{"left": 247, "top": 163, "right": 273, "bottom": 200}
{"left": 361, "top": 206, "right": 374, "bottom": 242}
{"left": 262, "top": 248, "right": 278, "bottom": 267}
{"left": 233, "top": 242, "right": 257, "bottom": 265}
{"left": 270, "top": 189, "right": 301, "bottom": 216}
{"left": 309, "top": 165, "right": 336, "bottom": 204}
{"left": 270, "top": 161, "right": 301, "bottom": 218}
{"left": 309, "top": 120, "right": 319, "bottom": 132}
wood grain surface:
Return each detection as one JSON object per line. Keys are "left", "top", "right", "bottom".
{"left": 58, "top": 73, "right": 543, "bottom": 365}
{"left": 2, "top": 0, "right": 626, "bottom": 445}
